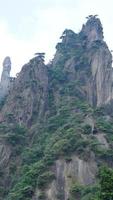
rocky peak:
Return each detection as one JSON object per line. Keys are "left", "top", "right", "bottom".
{"left": 1, "top": 57, "right": 11, "bottom": 83}
{"left": 52, "top": 16, "right": 113, "bottom": 107}
{"left": 59, "top": 29, "right": 77, "bottom": 45}
{"left": 0, "top": 57, "right": 12, "bottom": 101}
{"left": 53, "top": 29, "right": 78, "bottom": 66}
{"left": 0, "top": 55, "right": 48, "bottom": 125}
{"left": 2, "top": 56, "right": 11, "bottom": 72}
{"left": 81, "top": 15, "right": 103, "bottom": 43}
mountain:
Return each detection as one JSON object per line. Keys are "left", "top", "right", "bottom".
{"left": 0, "top": 15, "right": 113, "bottom": 200}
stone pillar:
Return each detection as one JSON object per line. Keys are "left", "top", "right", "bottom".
{"left": 0, "top": 57, "right": 11, "bottom": 101}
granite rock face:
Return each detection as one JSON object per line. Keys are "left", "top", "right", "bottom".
{"left": 36, "top": 155, "right": 97, "bottom": 200}
{"left": 88, "top": 42, "right": 113, "bottom": 106}
{"left": 0, "top": 56, "right": 48, "bottom": 125}
{"left": 0, "top": 57, "right": 11, "bottom": 101}
{"left": 31, "top": 150, "right": 98, "bottom": 200}
{"left": 81, "top": 15, "right": 103, "bottom": 44}
{"left": 81, "top": 15, "right": 113, "bottom": 106}
{"left": 53, "top": 15, "right": 113, "bottom": 107}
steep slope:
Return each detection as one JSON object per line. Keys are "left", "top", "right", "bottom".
{"left": 0, "top": 15, "right": 113, "bottom": 200}
{"left": 0, "top": 56, "right": 48, "bottom": 126}
{"left": 53, "top": 15, "right": 113, "bottom": 107}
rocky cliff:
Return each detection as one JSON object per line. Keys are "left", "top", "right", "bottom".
{"left": 0, "top": 15, "right": 113, "bottom": 200}
{"left": 0, "top": 55, "right": 48, "bottom": 125}
{"left": 53, "top": 15, "right": 113, "bottom": 107}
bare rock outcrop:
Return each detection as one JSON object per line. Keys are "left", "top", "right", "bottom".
{"left": 49, "top": 156, "right": 97, "bottom": 200}
{"left": 52, "top": 15, "right": 113, "bottom": 107}
{"left": 33, "top": 155, "right": 97, "bottom": 200}
{"left": 81, "top": 15, "right": 103, "bottom": 44}
{"left": 0, "top": 57, "right": 11, "bottom": 101}
{"left": 82, "top": 16, "right": 113, "bottom": 106}
{"left": 88, "top": 41, "right": 113, "bottom": 106}
{"left": 0, "top": 56, "right": 48, "bottom": 126}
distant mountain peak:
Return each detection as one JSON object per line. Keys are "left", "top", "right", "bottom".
{"left": 81, "top": 15, "right": 103, "bottom": 43}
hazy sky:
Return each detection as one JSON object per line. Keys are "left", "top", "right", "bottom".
{"left": 0, "top": 0, "right": 113, "bottom": 76}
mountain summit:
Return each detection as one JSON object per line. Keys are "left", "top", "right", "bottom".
{"left": 81, "top": 15, "right": 104, "bottom": 43}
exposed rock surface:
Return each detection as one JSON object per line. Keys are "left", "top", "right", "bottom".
{"left": 53, "top": 15, "right": 113, "bottom": 107}
{"left": 0, "top": 56, "right": 48, "bottom": 125}
{"left": 95, "top": 133, "right": 109, "bottom": 149}
{"left": 32, "top": 155, "right": 97, "bottom": 200}
{"left": 88, "top": 42, "right": 112, "bottom": 106}
{"left": 81, "top": 15, "right": 103, "bottom": 44}
{"left": 0, "top": 57, "right": 12, "bottom": 101}
{"left": 46, "top": 156, "right": 97, "bottom": 200}
{"left": 0, "top": 139, "right": 11, "bottom": 167}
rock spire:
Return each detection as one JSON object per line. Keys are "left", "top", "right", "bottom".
{"left": 0, "top": 57, "right": 11, "bottom": 101}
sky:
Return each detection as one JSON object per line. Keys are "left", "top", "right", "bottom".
{"left": 0, "top": 0, "right": 113, "bottom": 77}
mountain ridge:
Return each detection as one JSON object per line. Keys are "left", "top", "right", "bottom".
{"left": 0, "top": 15, "right": 113, "bottom": 200}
